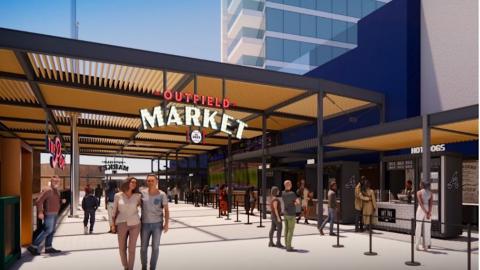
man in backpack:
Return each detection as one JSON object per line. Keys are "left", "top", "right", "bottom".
{"left": 82, "top": 187, "right": 99, "bottom": 234}
{"left": 105, "top": 181, "right": 118, "bottom": 233}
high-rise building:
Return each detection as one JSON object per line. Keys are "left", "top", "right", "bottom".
{"left": 221, "top": 0, "right": 391, "bottom": 74}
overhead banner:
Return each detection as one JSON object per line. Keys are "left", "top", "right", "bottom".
{"left": 140, "top": 90, "right": 248, "bottom": 141}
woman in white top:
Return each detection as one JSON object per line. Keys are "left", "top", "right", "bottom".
{"left": 112, "top": 177, "right": 142, "bottom": 270}
{"left": 415, "top": 181, "right": 433, "bottom": 251}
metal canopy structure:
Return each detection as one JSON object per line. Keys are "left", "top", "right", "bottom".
{"left": 231, "top": 104, "right": 478, "bottom": 161}
{"left": 0, "top": 27, "right": 384, "bottom": 160}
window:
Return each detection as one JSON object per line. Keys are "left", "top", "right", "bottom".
{"left": 362, "top": 0, "right": 377, "bottom": 17}
{"left": 332, "top": 0, "right": 347, "bottom": 15}
{"left": 284, "top": 40, "right": 301, "bottom": 62}
{"left": 347, "top": 0, "right": 362, "bottom": 18}
{"left": 266, "top": 65, "right": 282, "bottom": 71}
{"left": 332, "top": 47, "right": 349, "bottom": 58}
{"left": 301, "top": 0, "right": 316, "bottom": 9}
{"left": 240, "top": 55, "right": 264, "bottom": 67}
{"left": 267, "top": 0, "right": 283, "bottom": 4}
{"left": 315, "top": 45, "right": 332, "bottom": 66}
{"left": 266, "top": 8, "right": 284, "bottom": 32}
{"left": 376, "top": 1, "right": 386, "bottom": 8}
{"left": 316, "top": 0, "right": 331, "bottom": 12}
{"left": 316, "top": 17, "right": 332, "bottom": 40}
{"left": 300, "top": 14, "right": 316, "bottom": 38}
{"left": 347, "top": 22, "right": 357, "bottom": 44}
{"left": 284, "top": 11, "right": 300, "bottom": 35}
{"left": 284, "top": 0, "right": 301, "bottom": 7}
{"left": 332, "top": 19, "right": 347, "bottom": 42}
{"left": 266, "top": 37, "right": 284, "bottom": 61}
{"left": 300, "top": 42, "right": 316, "bottom": 65}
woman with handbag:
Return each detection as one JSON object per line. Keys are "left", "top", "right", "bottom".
{"left": 112, "top": 177, "right": 141, "bottom": 270}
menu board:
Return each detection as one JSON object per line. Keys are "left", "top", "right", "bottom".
{"left": 462, "top": 160, "right": 478, "bottom": 204}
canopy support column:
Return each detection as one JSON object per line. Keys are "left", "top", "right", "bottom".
{"left": 422, "top": 115, "right": 431, "bottom": 184}
{"left": 261, "top": 113, "right": 267, "bottom": 219}
{"left": 175, "top": 150, "right": 179, "bottom": 189}
{"left": 69, "top": 113, "right": 79, "bottom": 217}
{"left": 227, "top": 135, "right": 233, "bottom": 212}
{"left": 316, "top": 91, "right": 324, "bottom": 230}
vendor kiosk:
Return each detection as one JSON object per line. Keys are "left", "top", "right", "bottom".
{"left": 377, "top": 152, "right": 463, "bottom": 238}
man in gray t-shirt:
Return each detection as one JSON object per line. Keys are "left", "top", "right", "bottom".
{"left": 282, "top": 180, "right": 299, "bottom": 252}
{"left": 140, "top": 175, "right": 169, "bottom": 270}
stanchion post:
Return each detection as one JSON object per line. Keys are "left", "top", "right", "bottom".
{"left": 245, "top": 207, "right": 252, "bottom": 225}
{"left": 364, "top": 215, "right": 377, "bottom": 256}
{"left": 405, "top": 218, "right": 421, "bottom": 266}
{"left": 234, "top": 201, "right": 241, "bottom": 222}
{"left": 257, "top": 203, "right": 265, "bottom": 228}
{"left": 468, "top": 223, "right": 471, "bottom": 270}
{"left": 225, "top": 201, "right": 231, "bottom": 220}
{"left": 217, "top": 200, "right": 222, "bottom": 219}
{"left": 332, "top": 215, "right": 344, "bottom": 248}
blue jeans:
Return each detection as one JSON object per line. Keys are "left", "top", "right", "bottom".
{"left": 140, "top": 222, "right": 163, "bottom": 270}
{"left": 320, "top": 208, "right": 335, "bottom": 234}
{"left": 32, "top": 214, "right": 58, "bottom": 251}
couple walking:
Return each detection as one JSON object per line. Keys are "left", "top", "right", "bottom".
{"left": 268, "top": 180, "right": 299, "bottom": 252}
{"left": 112, "top": 174, "right": 169, "bottom": 270}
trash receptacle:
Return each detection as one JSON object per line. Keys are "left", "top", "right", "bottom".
{"left": 0, "top": 196, "right": 20, "bottom": 270}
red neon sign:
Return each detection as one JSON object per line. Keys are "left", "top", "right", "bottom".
{"left": 48, "top": 136, "right": 65, "bottom": 170}
{"left": 160, "top": 90, "right": 232, "bottom": 109}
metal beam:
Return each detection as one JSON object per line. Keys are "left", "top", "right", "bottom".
{"left": 316, "top": 90, "right": 324, "bottom": 230}
{"left": 0, "top": 28, "right": 384, "bottom": 105}
{"left": 422, "top": 115, "right": 431, "bottom": 184}
{"left": 13, "top": 51, "right": 65, "bottom": 145}
{"left": 261, "top": 114, "right": 267, "bottom": 219}
{"left": 431, "top": 126, "right": 478, "bottom": 137}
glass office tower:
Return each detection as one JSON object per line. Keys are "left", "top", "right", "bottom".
{"left": 221, "top": 0, "right": 390, "bottom": 74}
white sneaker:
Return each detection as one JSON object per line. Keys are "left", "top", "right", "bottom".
{"left": 84, "top": 226, "right": 88, "bottom": 234}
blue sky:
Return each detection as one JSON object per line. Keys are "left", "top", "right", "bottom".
{"left": 0, "top": 0, "right": 221, "bottom": 61}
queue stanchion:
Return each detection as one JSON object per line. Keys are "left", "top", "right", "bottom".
{"left": 405, "top": 218, "right": 421, "bottom": 266}
{"left": 468, "top": 224, "right": 472, "bottom": 270}
{"left": 234, "top": 201, "right": 241, "bottom": 222}
{"left": 332, "top": 215, "right": 344, "bottom": 248}
{"left": 245, "top": 208, "right": 252, "bottom": 225}
{"left": 225, "top": 202, "right": 231, "bottom": 220}
{"left": 217, "top": 200, "right": 222, "bottom": 219}
{"left": 364, "top": 215, "right": 377, "bottom": 256}
{"left": 257, "top": 203, "right": 265, "bottom": 228}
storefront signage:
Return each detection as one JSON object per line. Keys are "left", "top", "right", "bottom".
{"left": 102, "top": 160, "right": 129, "bottom": 173}
{"left": 47, "top": 136, "right": 65, "bottom": 170}
{"left": 462, "top": 160, "right": 478, "bottom": 204}
{"left": 186, "top": 129, "right": 205, "bottom": 144}
{"left": 378, "top": 208, "right": 396, "bottom": 223}
{"left": 140, "top": 92, "right": 248, "bottom": 140}
{"left": 410, "top": 144, "right": 445, "bottom": 154}
{"left": 387, "top": 160, "right": 413, "bottom": 171}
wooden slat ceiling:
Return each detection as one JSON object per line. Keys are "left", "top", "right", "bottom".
{"left": 0, "top": 48, "right": 378, "bottom": 159}
{"left": 328, "top": 119, "right": 479, "bottom": 151}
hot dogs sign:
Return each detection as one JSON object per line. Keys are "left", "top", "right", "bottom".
{"left": 140, "top": 90, "right": 248, "bottom": 143}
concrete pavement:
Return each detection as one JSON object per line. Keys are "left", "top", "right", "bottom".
{"left": 11, "top": 201, "right": 478, "bottom": 270}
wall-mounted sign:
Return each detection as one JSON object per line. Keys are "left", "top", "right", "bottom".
{"left": 102, "top": 160, "right": 129, "bottom": 173}
{"left": 140, "top": 91, "right": 248, "bottom": 140}
{"left": 410, "top": 144, "right": 445, "bottom": 154}
{"left": 47, "top": 136, "right": 65, "bottom": 170}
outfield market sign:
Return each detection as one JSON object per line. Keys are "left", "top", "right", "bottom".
{"left": 140, "top": 91, "right": 248, "bottom": 142}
